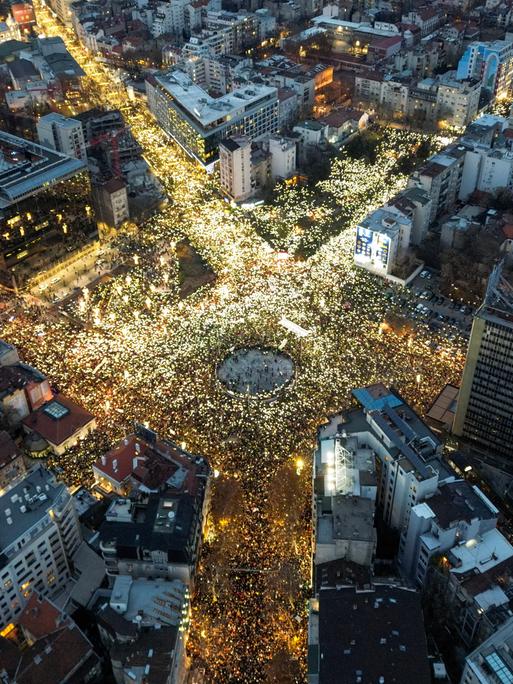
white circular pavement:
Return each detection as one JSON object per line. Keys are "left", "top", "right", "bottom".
{"left": 217, "top": 347, "right": 295, "bottom": 399}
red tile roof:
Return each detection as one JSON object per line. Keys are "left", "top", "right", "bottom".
{"left": 18, "top": 593, "right": 71, "bottom": 641}
{"left": 16, "top": 624, "right": 95, "bottom": 684}
{"left": 94, "top": 434, "right": 201, "bottom": 494}
{"left": 94, "top": 435, "right": 150, "bottom": 485}
{"left": 321, "top": 108, "right": 364, "bottom": 128}
{"left": 22, "top": 394, "right": 95, "bottom": 447}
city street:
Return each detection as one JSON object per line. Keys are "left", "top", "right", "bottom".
{"left": 0, "top": 3, "right": 471, "bottom": 681}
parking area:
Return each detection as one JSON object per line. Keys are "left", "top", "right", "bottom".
{"left": 399, "top": 268, "right": 474, "bottom": 341}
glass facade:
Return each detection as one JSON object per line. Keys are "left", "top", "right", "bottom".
{"left": 150, "top": 81, "right": 278, "bottom": 166}
{"left": 462, "top": 316, "right": 513, "bottom": 458}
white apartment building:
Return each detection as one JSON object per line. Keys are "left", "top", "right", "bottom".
{"left": 351, "top": 385, "right": 451, "bottom": 532}
{"left": 387, "top": 186, "right": 432, "bottom": 246}
{"left": 460, "top": 616, "right": 513, "bottom": 684}
{"left": 47, "top": 0, "right": 74, "bottom": 24}
{"left": 183, "top": 30, "right": 231, "bottom": 59}
{"left": 399, "top": 480, "right": 499, "bottom": 586}
{"left": 0, "top": 465, "right": 81, "bottom": 628}
{"left": 313, "top": 414, "right": 377, "bottom": 569}
{"left": 36, "top": 112, "right": 87, "bottom": 161}
{"left": 436, "top": 78, "right": 481, "bottom": 129}
{"left": 219, "top": 135, "right": 252, "bottom": 202}
{"left": 268, "top": 136, "right": 296, "bottom": 180}
{"left": 151, "top": 0, "right": 188, "bottom": 38}
{"left": 354, "top": 205, "right": 412, "bottom": 277}
{"left": 146, "top": 69, "right": 278, "bottom": 167}
{"left": 355, "top": 73, "right": 480, "bottom": 129}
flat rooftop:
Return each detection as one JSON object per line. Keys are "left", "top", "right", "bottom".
{"left": 428, "top": 480, "right": 497, "bottom": 528}
{"left": 450, "top": 528, "right": 513, "bottom": 575}
{"left": 112, "top": 576, "right": 188, "bottom": 627}
{"left": 155, "top": 69, "right": 277, "bottom": 129}
{"left": 0, "top": 130, "right": 85, "bottom": 209}
{"left": 0, "top": 465, "right": 67, "bottom": 557}
{"left": 316, "top": 585, "right": 431, "bottom": 684}
{"left": 359, "top": 206, "right": 410, "bottom": 239}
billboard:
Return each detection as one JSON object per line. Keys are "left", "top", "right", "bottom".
{"left": 354, "top": 226, "right": 391, "bottom": 270}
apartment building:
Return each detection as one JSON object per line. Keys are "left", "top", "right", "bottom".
{"left": 436, "top": 78, "right": 481, "bottom": 129}
{"left": 354, "top": 205, "right": 412, "bottom": 277}
{"left": 398, "top": 479, "right": 499, "bottom": 586}
{"left": 457, "top": 39, "right": 513, "bottom": 101}
{"left": 460, "top": 616, "right": 513, "bottom": 684}
{"left": 313, "top": 412, "right": 377, "bottom": 573}
{"left": 409, "top": 144, "right": 467, "bottom": 222}
{"left": 268, "top": 136, "right": 296, "bottom": 180}
{"left": 0, "top": 465, "right": 81, "bottom": 628}
{"left": 219, "top": 135, "right": 253, "bottom": 202}
{"left": 319, "top": 385, "right": 449, "bottom": 536}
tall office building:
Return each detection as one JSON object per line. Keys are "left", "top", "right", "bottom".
{"left": 0, "top": 465, "right": 82, "bottom": 628}
{"left": 453, "top": 262, "right": 513, "bottom": 459}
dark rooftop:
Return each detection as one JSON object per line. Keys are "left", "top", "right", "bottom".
{"left": 316, "top": 585, "right": 431, "bottom": 684}
{"left": 428, "top": 480, "right": 497, "bottom": 529}
{"left": 98, "top": 492, "right": 200, "bottom": 564}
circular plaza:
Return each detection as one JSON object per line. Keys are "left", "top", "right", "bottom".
{"left": 217, "top": 346, "right": 296, "bottom": 399}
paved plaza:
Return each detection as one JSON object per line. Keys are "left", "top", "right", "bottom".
{"left": 217, "top": 347, "right": 295, "bottom": 397}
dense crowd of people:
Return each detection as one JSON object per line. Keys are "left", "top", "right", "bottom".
{"left": 7, "top": 4, "right": 467, "bottom": 680}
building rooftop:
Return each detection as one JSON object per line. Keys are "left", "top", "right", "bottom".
{"left": 18, "top": 592, "right": 71, "bottom": 640}
{"left": 15, "top": 622, "right": 97, "bottom": 684}
{"left": 38, "top": 112, "right": 82, "bottom": 130}
{"left": 99, "top": 491, "right": 201, "bottom": 564}
{"left": 315, "top": 558, "right": 373, "bottom": 592}
{"left": 8, "top": 58, "right": 38, "bottom": 79}
{"left": 427, "top": 480, "right": 498, "bottom": 529}
{"left": 478, "top": 260, "right": 513, "bottom": 327}
{"left": 0, "top": 362, "right": 46, "bottom": 400}
{"left": 93, "top": 432, "right": 206, "bottom": 495}
{"left": 315, "top": 585, "right": 431, "bottom": 684}
{"left": 23, "top": 394, "right": 95, "bottom": 447}
{"left": 109, "top": 626, "right": 178, "bottom": 684}
{"left": 465, "top": 615, "right": 513, "bottom": 684}
{"left": 220, "top": 136, "right": 250, "bottom": 153}
{"left": 110, "top": 576, "right": 188, "bottom": 627}
{"left": 154, "top": 69, "right": 276, "bottom": 129}
{"left": 359, "top": 205, "right": 410, "bottom": 240}
{"left": 0, "top": 130, "right": 86, "bottom": 209}
{"left": 426, "top": 383, "right": 459, "bottom": 430}
{"left": 449, "top": 528, "right": 513, "bottom": 575}
{"left": 0, "top": 465, "right": 68, "bottom": 558}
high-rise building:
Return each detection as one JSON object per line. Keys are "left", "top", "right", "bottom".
{"left": 0, "top": 465, "right": 82, "bottom": 628}
{"left": 36, "top": 112, "right": 87, "bottom": 161}
{"left": 453, "top": 263, "right": 513, "bottom": 460}
{"left": 219, "top": 136, "right": 252, "bottom": 202}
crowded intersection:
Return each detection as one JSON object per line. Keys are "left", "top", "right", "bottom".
{"left": 0, "top": 2, "right": 469, "bottom": 681}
